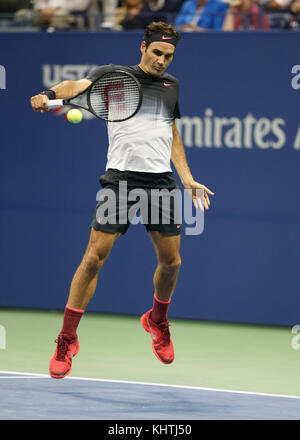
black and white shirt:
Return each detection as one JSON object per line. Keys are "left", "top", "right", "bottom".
{"left": 87, "top": 64, "right": 181, "bottom": 174}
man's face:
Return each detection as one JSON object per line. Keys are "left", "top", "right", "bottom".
{"left": 139, "top": 41, "right": 175, "bottom": 77}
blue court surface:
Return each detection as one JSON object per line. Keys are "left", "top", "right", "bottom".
{"left": 1, "top": 371, "right": 300, "bottom": 420}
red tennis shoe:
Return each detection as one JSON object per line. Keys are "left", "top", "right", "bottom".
{"left": 141, "top": 310, "right": 174, "bottom": 364}
{"left": 49, "top": 334, "right": 80, "bottom": 379}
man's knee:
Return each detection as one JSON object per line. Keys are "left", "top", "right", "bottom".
{"left": 81, "top": 245, "right": 112, "bottom": 276}
{"left": 159, "top": 255, "right": 181, "bottom": 273}
{"left": 81, "top": 230, "right": 120, "bottom": 276}
{"left": 81, "top": 253, "right": 102, "bottom": 277}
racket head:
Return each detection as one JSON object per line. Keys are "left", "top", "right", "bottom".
{"left": 87, "top": 69, "right": 143, "bottom": 122}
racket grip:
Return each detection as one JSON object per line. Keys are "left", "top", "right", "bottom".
{"left": 47, "top": 99, "right": 64, "bottom": 108}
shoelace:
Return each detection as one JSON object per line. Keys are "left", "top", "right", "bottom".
{"left": 55, "top": 336, "right": 72, "bottom": 361}
{"left": 157, "top": 321, "right": 171, "bottom": 345}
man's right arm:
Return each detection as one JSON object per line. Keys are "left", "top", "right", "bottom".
{"left": 30, "top": 78, "right": 92, "bottom": 112}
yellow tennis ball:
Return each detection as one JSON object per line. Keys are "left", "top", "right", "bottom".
{"left": 67, "top": 109, "right": 83, "bottom": 124}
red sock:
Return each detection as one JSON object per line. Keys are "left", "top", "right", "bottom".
{"left": 150, "top": 294, "right": 171, "bottom": 324}
{"left": 59, "top": 305, "right": 84, "bottom": 339}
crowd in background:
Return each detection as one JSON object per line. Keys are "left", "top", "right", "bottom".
{"left": 0, "top": 0, "right": 300, "bottom": 31}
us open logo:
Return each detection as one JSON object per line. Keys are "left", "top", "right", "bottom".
{"left": 0, "top": 65, "right": 6, "bottom": 90}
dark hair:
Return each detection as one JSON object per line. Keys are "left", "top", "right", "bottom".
{"left": 144, "top": 22, "right": 180, "bottom": 48}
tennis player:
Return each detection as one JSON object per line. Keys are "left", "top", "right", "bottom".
{"left": 30, "top": 21, "right": 214, "bottom": 379}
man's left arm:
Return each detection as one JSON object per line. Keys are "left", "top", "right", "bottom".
{"left": 171, "top": 121, "right": 214, "bottom": 210}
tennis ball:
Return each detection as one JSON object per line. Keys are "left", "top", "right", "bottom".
{"left": 67, "top": 109, "right": 83, "bottom": 124}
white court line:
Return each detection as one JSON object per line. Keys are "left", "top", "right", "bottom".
{"left": 0, "top": 376, "right": 44, "bottom": 379}
{"left": 0, "top": 370, "right": 300, "bottom": 400}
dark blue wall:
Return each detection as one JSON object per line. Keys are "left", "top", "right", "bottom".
{"left": 0, "top": 31, "right": 299, "bottom": 325}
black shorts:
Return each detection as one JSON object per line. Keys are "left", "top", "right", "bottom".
{"left": 91, "top": 169, "right": 181, "bottom": 236}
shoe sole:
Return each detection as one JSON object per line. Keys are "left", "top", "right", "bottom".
{"left": 49, "top": 343, "right": 80, "bottom": 379}
{"left": 141, "top": 314, "right": 174, "bottom": 365}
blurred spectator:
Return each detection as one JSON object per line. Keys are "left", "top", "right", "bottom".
{"left": 222, "top": 0, "right": 270, "bottom": 29}
{"left": 99, "top": 0, "right": 119, "bottom": 28}
{"left": 263, "top": 0, "right": 290, "bottom": 9}
{"left": 290, "top": 0, "right": 300, "bottom": 13}
{"left": 175, "top": 0, "right": 228, "bottom": 30}
{"left": 0, "top": 0, "right": 32, "bottom": 13}
{"left": 139, "top": 0, "right": 183, "bottom": 27}
{"left": 262, "top": 0, "right": 300, "bottom": 28}
{"left": 32, "top": 0, "right": 92, "bottom": 30}
{"left": 115, "top": 0, "right": 145, "bottom": 29}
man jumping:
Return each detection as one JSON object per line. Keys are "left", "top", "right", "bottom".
{"left": 30, "top": 21, "right": 214, "bottom": 379}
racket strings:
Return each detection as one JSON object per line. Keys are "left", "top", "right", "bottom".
{"left": 89, "top": 72, "right": 141, "bottom": 122}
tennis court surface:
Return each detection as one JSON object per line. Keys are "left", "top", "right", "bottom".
{"left": 1, "top": 371, "right": 300, "bottom": 420}
{"left": 1, "top": 309, "right": 300, "bottom": 420}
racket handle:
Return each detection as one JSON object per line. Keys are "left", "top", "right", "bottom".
{"left": 47, "top": 99, "right": 64, "bottom": 108}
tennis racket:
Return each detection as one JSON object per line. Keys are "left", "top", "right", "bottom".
{"left": 47, "top": 69, "right": 143, "bottom": 122}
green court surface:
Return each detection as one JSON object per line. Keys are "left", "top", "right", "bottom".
{"left": 0, "top": 308, "right": 299, "bottom": 397}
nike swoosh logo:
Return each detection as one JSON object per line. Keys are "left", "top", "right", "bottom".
{"left": 164, "top": 83, "right": 172, "bottom": 87}
{"left": 162, "top": 36, "right": 173, "bottom": 40}
{"left": 147, "top": 317, "right": 157, "bottom": 340}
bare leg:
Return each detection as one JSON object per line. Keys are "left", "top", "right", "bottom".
{"left": 140, "top": 231, "right": 180, "bottom": 365}
{"left": 49, "top": 228, "right": 121, "bottom": 379}
{"left": 148, "top": 231, "right": 181, "bottom": 302}
{"left": 67, "top": 228, "right": 120, "bottom": 310}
